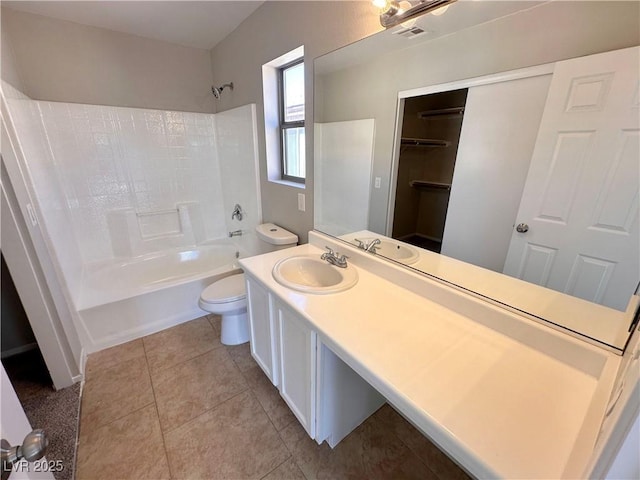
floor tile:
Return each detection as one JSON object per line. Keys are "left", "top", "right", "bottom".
{"left": 85, "top": 339, "right": 145, "bottom": 379}
{"left": 372, "top": 404, "right": 471, "bottom": 480}
{"left": 152, "top": 348, "right": 248, "bottom": 432}
{"left": 279, "top": 413, "right": 438, "bottom": 480}
{"left": 76, "top": 404, "right": 170, "bottom": 480}
{"left": 243, "top": 365, "right": 297, "bottom": 431}
{"left": 227, "top": 342, "right": 258, "bottom": 372}
{"left": 80, "top": 355, "right": 154, "bottom": 431}
{"left": 143, "top": 317, "right": 221, "bottom": 374}
{"left": 207, "top": 313, "right": 222, "bottom": 335}
{"left": 164, "top": 390, "right": 290, "bottom": 479}
{"left": 261, "top": 457, "right": 306, "bottom": 480}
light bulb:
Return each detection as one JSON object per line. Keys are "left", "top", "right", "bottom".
{"left": 372, "top": 0, "right": 398, "bottom": 15}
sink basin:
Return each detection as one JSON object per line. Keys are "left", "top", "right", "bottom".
{"left": 375, "top": 240, "right": 419, "bottom": 265}
{"left": 272, "top": 255, "right": 358, "bottom": 294}
{"left": 353, "top": 238, "right": 418, "bottom": 265}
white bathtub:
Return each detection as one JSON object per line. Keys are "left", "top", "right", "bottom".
{"left": 76, "top": 240, "right": 244, "bottom": 353}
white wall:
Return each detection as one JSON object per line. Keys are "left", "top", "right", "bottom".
{"left": 1, "top": 7, "right": 215, "bottom": 113}
{"left": 210, "top": 1, "right": 381, "bottom": 243}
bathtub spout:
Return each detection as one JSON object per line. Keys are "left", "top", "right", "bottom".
{"left": 229, "top": 230, "right": 243, "bottom": 237}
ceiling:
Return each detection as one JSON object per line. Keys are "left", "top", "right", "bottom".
{"left": 2, "top": 1, "right": 265, "bottom": 50}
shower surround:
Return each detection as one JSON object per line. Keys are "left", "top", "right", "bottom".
{"left": 3, "top": 83, "right": 261, "bottom": 352}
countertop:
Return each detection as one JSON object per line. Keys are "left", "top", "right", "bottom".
{"left": 240, "top": 234, "right": 618, "bottom": 479}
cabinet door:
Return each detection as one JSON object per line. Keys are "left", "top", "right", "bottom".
{"left": 275, "top": 300, "right": 316, "bottom": 438}
{"left": 246, "top": 276, "right": 278, "bottom": 386}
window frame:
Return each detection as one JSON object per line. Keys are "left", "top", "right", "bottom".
{"left": 278, "top": 58, "right": 305, "bottom": 184}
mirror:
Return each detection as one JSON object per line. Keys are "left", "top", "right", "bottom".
{"left": 314, "top": 1, "right": 640, "bottom": 350}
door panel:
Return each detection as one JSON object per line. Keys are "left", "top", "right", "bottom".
{"left": 504, "top": 47, "right": 639, "bottom": 311}
{"left": 1, "top": 365, "right": 54, "bottom": 479}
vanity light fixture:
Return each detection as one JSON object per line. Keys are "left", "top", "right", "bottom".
{"left": 374, "top": 0, "right": 456, "bottom": 28}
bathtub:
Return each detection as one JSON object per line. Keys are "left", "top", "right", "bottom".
{"left": 76, "top": 240, "right": 245, "bottom": 353}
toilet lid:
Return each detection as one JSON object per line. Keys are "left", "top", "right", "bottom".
{"left": 201, "top": 273, "right": 246, "bottom": 304}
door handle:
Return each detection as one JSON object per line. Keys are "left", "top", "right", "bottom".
{"left": 1, "top": 430, "right": 48, "bottom": 480}
{"left": 516, "top": 223, "right": 529, "bottom": 233}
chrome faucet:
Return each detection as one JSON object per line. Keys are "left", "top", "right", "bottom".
{"left": 229, "top": 229, "right": 242, "bottom": 237}
{"left": 354, "top": 238, "right": 381, "bottom": 254}
{"left": 231, "top": 204, "right": 243, "bottom": 221}
{"left": 321, "top": 247, "right": 348, "bottom": 268}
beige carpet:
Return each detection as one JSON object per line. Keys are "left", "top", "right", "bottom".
{"left": 2, "top": 349, "right": 80, "bottom": 480}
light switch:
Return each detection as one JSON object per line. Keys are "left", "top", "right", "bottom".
{"left": 374, "top": 177, "right": 381, "bottom": 189}
{"left": 298, "top": 193, "right": 306, "bottom": 212}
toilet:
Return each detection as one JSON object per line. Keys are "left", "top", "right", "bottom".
{"left": 198, "top": 223, "right": 298, "bottom": 345}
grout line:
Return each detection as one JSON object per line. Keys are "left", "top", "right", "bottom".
{"left": 258, "top": 456, "right": 292, "bottom": 480}
{"left": 143, "top": 342, "right": 175, "bottom": 480}
{"left": 146, "top": 344, "right": 225, "bottom": 385}
{"left": 160, "top": 388, "right": 251, "bottom": 436}
{"left": 82, "top": 400, "right": 156, "bottom": 435}
{"left": 142, "top": 318, "right": 224, "bottom": 377}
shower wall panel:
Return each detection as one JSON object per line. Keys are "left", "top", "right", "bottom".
{"left": 5, "top": 90, "right": 261, "bottom": 269}
{"left": 2, "top": 83, "right": 84, "bottom": 294}
{"left": 37, "top": 103, "right": 228, "bottom": 264}
{"left": 215, "top": 105, "right": 262, "bottom": 235}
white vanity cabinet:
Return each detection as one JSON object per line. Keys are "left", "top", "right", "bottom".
{"left": 246, "top": 275, "right": 279, "bottom": 385}
{"left": 272, "top": 297, "right": 317, "bottom": 438}
{"left": 245, "top": 272, "right": 384, "bottom": 445}
{"left": 246, "top": 273, "right": 316, "bottom": 437}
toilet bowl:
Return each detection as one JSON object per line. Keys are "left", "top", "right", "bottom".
{"left": 199, "top": 273, "right": 249, "bottom": 345}
{"left": 199, "top": 223, "right": 298, "bottom": 345}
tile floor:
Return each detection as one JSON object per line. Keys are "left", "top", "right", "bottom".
{"left": 76, "top": 315, "right": 470, "bottom": 480}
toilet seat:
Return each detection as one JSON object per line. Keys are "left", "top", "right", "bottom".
{"left": 200, "top": 273, "right": 246, "bottom": 306}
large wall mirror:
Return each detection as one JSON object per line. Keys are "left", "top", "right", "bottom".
{"left": 313, "top": 1, "right": 639, "bottom": 351}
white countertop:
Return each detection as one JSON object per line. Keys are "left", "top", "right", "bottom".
{"left": 340, "top": 230, "right": 633, "bottom": 351}
{"left": 240, "top": 234, "right": 619, "bottom": 479}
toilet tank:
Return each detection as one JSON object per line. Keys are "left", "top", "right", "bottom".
{"left": 255, "top": 223, "right": 298, "bottom": 252}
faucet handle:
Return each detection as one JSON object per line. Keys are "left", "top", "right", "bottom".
{"left": 324, "top": 246, "right": 334, "bottom": 256}
{"left": 354, "top": 238, "right": 366, "bottom": 249}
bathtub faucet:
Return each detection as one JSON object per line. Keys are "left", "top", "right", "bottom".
{"left": 229, "top": 230, "right": 243, "bottom": 237}
{"left": 231, "top": 204, "right": 244, "bottom": 221}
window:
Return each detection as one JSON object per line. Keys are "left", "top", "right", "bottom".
{"left": 279, "top": 59, "right": 305, "bottom": 182}
{"left": 262, "top": 46, "right": 305, "bottom": 187}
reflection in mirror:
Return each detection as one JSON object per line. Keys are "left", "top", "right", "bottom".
{"left": 313, "top": 1, "right": 640, "bottom": 350}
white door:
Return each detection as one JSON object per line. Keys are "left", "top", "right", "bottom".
{"left": 1, "top": 365, "right": 54, "bottom": 480}
{"left": 503, "top": 47, "right": 639, "bottom": 311}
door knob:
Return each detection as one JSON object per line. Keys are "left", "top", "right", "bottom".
{"left": 1, "top": 430, "right": 48, "bottom": 480}
{"left": 516, "top": 223, "right": 529, "bottom": 233}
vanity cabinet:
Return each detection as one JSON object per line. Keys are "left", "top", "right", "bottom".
{"left": 246, "top": 276, "right": 279, "bottom": 385}
{"left": 273, "top": 298, "right": 317, "bottom": 438}
{"left": 245, "top": 272, "right": 384, "bottom": 445}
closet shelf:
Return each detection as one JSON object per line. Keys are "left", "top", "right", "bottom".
{"left": 409, "top": 180, "right": 452, "bottom": 191}
{"left": 401, "top": 137, "right": 450, "bottom": 148}
{"left": 417, "top": 107, "right": 465, "bottom": 119}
